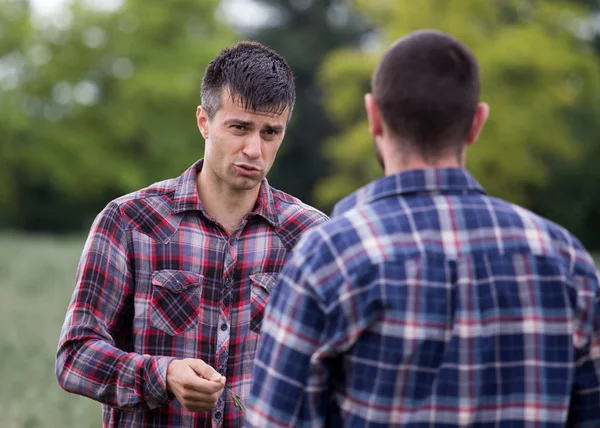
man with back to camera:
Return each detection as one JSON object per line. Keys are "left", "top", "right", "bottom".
{"left": 55, "top": 41, "right": 328, "bottom": 427}
{"left": 245, "top": 30, "right": 600, "bottom": 427}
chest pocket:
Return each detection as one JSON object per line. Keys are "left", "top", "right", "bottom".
{"left": 249, "top": 273, "right": 277, "bottom": 333}
{"left": 150, "top": 270, "right": 203, "bottom": 335}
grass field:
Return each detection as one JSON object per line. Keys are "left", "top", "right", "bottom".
{"left": 2, "top": 232, "right": 599, "bottom": 428}
{"left": 0, "top": 233, "right": 101, "bottom": 428}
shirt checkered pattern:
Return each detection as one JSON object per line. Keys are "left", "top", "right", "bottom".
{"left": 245, "top": 168, "right": 600, "bottom": 428}
{"left": 55, "top": 159, "right": 328, "bottom": 428}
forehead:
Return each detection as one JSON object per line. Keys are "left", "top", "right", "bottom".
{"left": 216, "top": 90, "right": 289, "bottom": 125}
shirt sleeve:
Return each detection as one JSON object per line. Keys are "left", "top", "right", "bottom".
{"left": 244, "top": 231, "right": 333, "bottom": 427}
{"left": 569, "top": 260, "right": 600, "bottom": 427}
{"left": 55, "top": 201, "right": 174, "bottom": 410}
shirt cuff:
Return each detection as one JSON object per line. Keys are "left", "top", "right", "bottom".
{"left": 144, "top": 356, "right": 176, "bottom": 409}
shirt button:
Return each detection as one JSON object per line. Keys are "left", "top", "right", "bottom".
{"left": 218, "top": 367, "right": 225, "bottom": 375}
{"left": 215, "top": 411, "right": 222, "bottom": 419}
{"left": 173, "top": 283, "right": 182, "bottom": 292}
{"left": 220, "top": 323, "right": 228, "bottom": 331}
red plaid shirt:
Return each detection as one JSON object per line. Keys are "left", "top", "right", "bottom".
{"left": 56, "top": 159, "right": 328, "bottom": 428}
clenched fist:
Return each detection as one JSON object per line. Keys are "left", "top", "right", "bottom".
{"left": 166, "top": 358, "right": 225, "bottom": 412}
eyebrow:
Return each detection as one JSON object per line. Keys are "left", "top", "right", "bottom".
{"left": 224, "top": 118, "right": 284, "bottom": 133}
{"left": 224, "top": 119, "right": 253, "bottom": 127}
{"left": 264, "top": 124, "right": 284, "bottom": 133}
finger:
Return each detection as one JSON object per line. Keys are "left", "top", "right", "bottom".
{"left": 187, "top": 358, "right": 222, "bottom": 382}
{"left": 186, "top": 376, "right": 225, "bottom": 394}
{"left": 180, "top": 393, "right": 219, "bottom": 406}
{"left": 179, "top": 372, "right": 219, "bottom": 397}
{"left": 181, "top": 400, "right": 217, "bottom": 413}
{"left": 180, "top": 395, "right": 220, "bottom": 412}
{"left": 178, "top": 388, "right": 222, "bottom": 409}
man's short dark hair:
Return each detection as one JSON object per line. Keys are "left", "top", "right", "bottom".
{"left": 201, "top": 41, "right": 295, "bottom": 120}
{"left": 372, "top": 30, "right": 480, "bottom": 160}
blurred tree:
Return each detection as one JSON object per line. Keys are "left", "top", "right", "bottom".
{"left": 530, "top": 0, "right": 600, "bottom": 249}
{"left": 315, "top": 0, "right": 600, "bottom": 216}
{"left": 0, "top": 0, "right": 235, "bottom": 231}
{"left": 246, "top": 0, "right": 370, "bottom": 207}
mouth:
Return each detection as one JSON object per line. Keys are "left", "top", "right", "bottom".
{"left": 234, "top": 163, "right": 261, "bottom": 177}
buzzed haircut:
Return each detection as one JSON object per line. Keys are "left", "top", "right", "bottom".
{"left": 372, "top": 30, "right": 480, "bottom": 160}
{"left": 201, "top": 41, "right": 296, "bottom": 120}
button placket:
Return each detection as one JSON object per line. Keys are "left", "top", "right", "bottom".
{"left": 216, "top": 314, "right": 230, "bottom": 357}
{"left": 213, "top": 366, "right": 227, "bottom": 428}
{"left": 214, "top": 235, "right": 237, "bottom": 427}
{"left": 212, "top": 400, "right": 224, "bottom": 428}
{"left": 215, "top": 307, "right": 230, "bottom": 427}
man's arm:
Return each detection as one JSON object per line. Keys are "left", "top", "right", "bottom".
{"left": 55, "top": 201, "right": 174, "bottom": 410}
{"left": 569, "top": 267, "right": 600, "bottom": 427}
{"left": 245, "top": 230, "right": 334, "bottom": 428}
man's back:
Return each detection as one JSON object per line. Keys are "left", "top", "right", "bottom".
{"left": 247, "top": 168, "right": 600, "bottom": 427}
{"left": 245, "top": 30, "right": 600, "bottom": 428}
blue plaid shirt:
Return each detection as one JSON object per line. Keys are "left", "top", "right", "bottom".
{"left": 245, "top": 168, "right": 600, "bottom": 427}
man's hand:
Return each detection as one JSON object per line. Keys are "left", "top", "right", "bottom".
{"left": 166, "top": 359, "right": 225, "bottom": 412}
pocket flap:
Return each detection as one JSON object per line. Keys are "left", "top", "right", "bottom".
{"left": 152, "top": 270, "right": 203, "bottom": 293}
{"left": 249, "top": 272, "right": 277, "bottom": 294}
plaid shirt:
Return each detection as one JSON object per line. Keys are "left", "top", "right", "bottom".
{"left": 56, "top": 159, "right": 328, "bottom": 428}
{"left": 245, "top": 168, "right": 600, "bottom": 428}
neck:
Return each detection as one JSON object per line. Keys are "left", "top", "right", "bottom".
{"left": 381, "top": 138, "right": 465, "bottom": 176}
{"left": 197, "top": 168, "right": 260, "bottom": 235}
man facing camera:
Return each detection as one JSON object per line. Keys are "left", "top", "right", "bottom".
{"left": 56, "top": 41, "right": 328, "bottom": 428}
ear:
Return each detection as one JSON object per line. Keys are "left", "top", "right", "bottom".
{"left": 466, "top": 102, "right": 489, "bottom": 146}
{"left": 197, "top": 106, "right": 209, "bottom": 140}
{"left": 365, "top": 93, "right": 383, "bottom": 139}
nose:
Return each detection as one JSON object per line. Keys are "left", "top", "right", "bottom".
{"left": 242, "top": 132, "right": 262, "bottom": 160}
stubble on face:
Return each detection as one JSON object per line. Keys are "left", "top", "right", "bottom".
{"left": 374, "top": 139, "right": 385, "bottom": 170}
{"left": 202, "top": 92, "right": 289, "bottom": 195}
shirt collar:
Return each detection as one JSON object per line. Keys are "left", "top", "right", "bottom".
{"left": 171, "top": 159, "right": 279, "bottom": 227}
{"left": 332, "top": 168, "right": 486, "bottom": 217}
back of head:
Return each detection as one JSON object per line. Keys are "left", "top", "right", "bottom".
{"left": 201, "top": 41, "right": 295, "bottom": 119}
{"left": 372, "top": 30, "right": 480, "bottom": 160}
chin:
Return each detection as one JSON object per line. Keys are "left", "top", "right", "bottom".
{"left": 232, "top": 178, "right": 262, "bottom": 192}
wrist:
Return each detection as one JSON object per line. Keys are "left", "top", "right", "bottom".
{"left": 143, "top": 356, "right": 177, "bottom": 410}
{"left": 165, "top": 358, "right": 179, "bottom": 394}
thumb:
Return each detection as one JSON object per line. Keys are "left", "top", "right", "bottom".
{"left": 187, "top": 359, "right": 222, "bottom": 381}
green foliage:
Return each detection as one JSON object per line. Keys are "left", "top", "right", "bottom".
{"left": 316, "top": 0, "right": 600, "bottom": 212}
{"left": 528, "top": 0, "right": 600, "bottom": 250}
{"left": 248, "top": 0, "right": 369, "bottom": 207}
{"left": 0, "top": 0, "right": 236, "bottom": 230}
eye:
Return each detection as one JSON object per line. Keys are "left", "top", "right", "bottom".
{"left": 231, "top": 124, "right": 246, "bottom": 130}
{"left": 263, "top": 129, "right": 278, "bottom": 136}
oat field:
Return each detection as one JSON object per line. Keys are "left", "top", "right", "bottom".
{"left": 0, "top": 233, "right": 101, "bottom": 428}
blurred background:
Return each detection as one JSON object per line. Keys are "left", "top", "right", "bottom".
{"left": 1, "top": 0, "right": 600, "bottom": 426}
